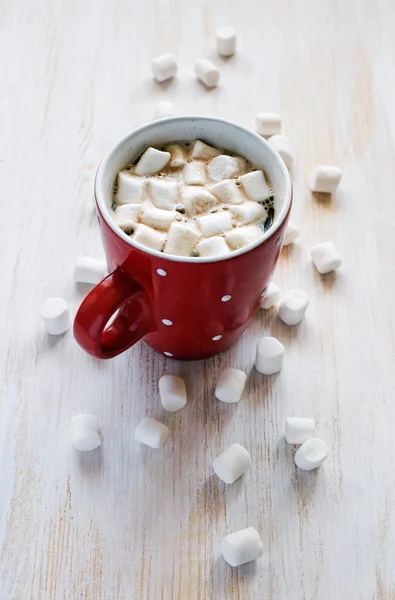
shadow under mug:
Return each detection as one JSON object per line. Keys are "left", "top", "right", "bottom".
{"left": 73, "top": 116, "right": 292, "bottom": 360}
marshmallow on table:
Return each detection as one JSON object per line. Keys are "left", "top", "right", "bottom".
{"left": 255, "top": 113, "right": 282, "bottom": 136}
{"left": 255, "top": 336, "right": 284, "bottom": 375}
{"left": 195, "top": 59, "right": 220, "bottom": 88}
{"left": 159, "top": 375, "right": 187, "bottom": 413}
{"left": 41, "top": 298, "right": 71, "bottom": 335}
{"left": 133, "top": 223, "right": 167, "bottom": 252}
{"left": 165, "top": 222, "right": 201, "bottom": 255}
{"left": 213, "top": 443, "right": 251, "bottom": 484}
{"left": 230, "top": 201, "right": 267, "bottom": 225}
{"left": 196, "top": 211, "right": 233, "bottom": 237}
{"left": 165, "top": 144, "right": 186, "bottom": 168}
{"left": 149, "top": 179, "right": 178, "bottom": 210}
{"left": 135, "top": 147, "right": 171, "bottom": 176}
{"left": 285, "top": 417, "right": 316, "bottom": 444}
{"left": 183, "top": 187, "right": 218, "bottom": 216}
{"left": 152, "top": 52, "right": 178, "bottom": 82}
{"left": 154, "top": 101, "right": 175, "bottom": 119}
{"left": 210, "top": 179, "right": 244, "bottom": 204}
{"left": 184, "top": 161, "right": 206, "bottom": 185}
{"left": 113, "top": 204, "right": 142, "bottom": 231}
{"left": 215, "top": 367, "right": 247, "bottom": 403}
{"left": 268, "top": 135, "right": 294, "bottom": 170}
{"left": 221, "top": 527, "right": 264, "bottom": 567}
{"left": 260, "top": 282, "right": 281, "bottom": 309}
{"left": 216, "top": 26, "right": 237, "bottom": 56}
{"left": 310, "top": 166, "right": 342, "bottom": 193}
{"left": 278, "top": 289, "right": 309, "bottom": 325}
{"left": 191, "top": 140, "right": 221, "bottom": 160}
{"left": 196, "top": 236, "right": 230, "bottom": 257}
{"left": 239, "top": 171, "right": 271, "bottom": 202}
{"left": 208, "top": 155, "right": 241, "bottom": 182}
{"left": 225, "top": 224, "right": 262, "bottom": 250}
{"left": 295, "top": 438, "right": 328, "bottom": 471}
{"left": 141, "top": 207, "right": 176, "bottom": 231}
{"left": 73, "top": 256, "right": 107, "bottom": 284}
{"left": 283, "top": 222, "right": 299, "bottom": 246}
{"left": 311, "top": 242, "right": 342, "bottom": 274}
{"left": 70, "top": 414, "right": 102, "bottom": 451}
{"left": 115, "top": 172, "right": 145, "bottom": 205}
{"left": 134, "top": 417, "right": 169, "bottom": 449}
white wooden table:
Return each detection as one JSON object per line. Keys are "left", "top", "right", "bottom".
{"left": 1, "top": 1, "right": 395, "bottom": 598}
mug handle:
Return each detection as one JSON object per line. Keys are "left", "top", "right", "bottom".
{"left": 73, "top": 268, "right": 154, "bottom": 359}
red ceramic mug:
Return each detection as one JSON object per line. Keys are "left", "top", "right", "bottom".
{"left": 74, "top": 116, "right": 292, "bottom": 360}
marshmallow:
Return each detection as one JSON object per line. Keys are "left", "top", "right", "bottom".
{"left": 216, "top": 26, "right": 237, "bottom": 56}
{"left": 152, "top": 52, "right": 178, "bottom": 82}
{"left": 70, "top": 414, "right": 102, "bottom": 452}
{"left": 311, "top": 242, "right": 342, "bottom": 274}
{"left": 225, "top": 224, "right": 262, "bottom": 250}
{"left": 196, "top": 211, "right": 233, "bottom": 237}
{"left": 191, "top": 140, "right": 221, "bottom": 160}
{"left": 141, "top": 207, "right": 176, "bottom": 231}
{"left": 184, "top": 161, "right": 206, "bottom": 185}
{"left": 135, "top": 147, "right": 171, "bottom": 176}
{"left": 260, "top": 282, "right": 280, "bottom": 309}
{"left": 285, "top": 417, "right": 316, "bottom": 445}
{"left": 149, "top": 179, "right": 178, "bottom": 210}
{"left": 215, "top": 367, "right": 247, "bottom": 403}
{"left": 196, "top": 236, "right": 230, "bottom": 257}
{"left": 283, "top": 222, "right": 299, "bottom": 246}
{"left": 73, "top": 256, "right": 107, "bottom": 284}
{"left": 295, "top": 438, "right": 328, "bottom": 471}
{"left": 230, "top": 201, "right": 267, "bottom": 225}
{"left": 267, "top": 135, "right": 293, "bottom": 170}
{"left": 195, "top": 59, "right": 220, "bottom": 88}
{"left": 213, "top": 443, "right": 251, "bottom": 484}
{"left": 255, "top": 113, "right": 282, "bottom": 136}
{"left": 239, "top": 171, "right": 271, "bottom": 202}
{"left": 255, "top": 336, "right": 284, "bottom": 375}
{"left": 133, "top": 223, "right": 167, "bottom": 252}
{"left": 159, "top": 375, "right": 187, "bottom": 413}
{"left": 165, "top": 144, "right": 186, "bottom": 168}
{"left": 183, "top": 187, "right": 218, "bottom": 217}
{"left": 221, "top": 527, "right": 264, "bottom": 567}
{"left": 278, "top": 289, "right": 309, "bottom": 325}
{"left": 115, "top": 172, "right": 145, "bottom": 205}
{"left": 210, "top": 179, "right": 244, "bottom": 204}
{"left": 165, "top": 222, "right": 201, "bottom": 256}
{"left": 207, "top": 155, "right": 241, "bottom": 182}
{"left": 154, "top": 100, "right": 175, "bottom": 119}
{"left": 41, "top": 298, "right": 71, "bottom": 335}
{"left": 310, "top": 165, "right": 342, "bottom": 193}
{"left": 113, "top": 204, "right": 142, "bottom": 231}
{"left": 134, "top": 417, "right": 169, "bottom": 449}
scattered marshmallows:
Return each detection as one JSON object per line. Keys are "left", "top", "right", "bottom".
{"left": 295, "top": 438, "right": 328, "bottom": 471}
{"left": 285, "top": 417, "right": 316, "bottom": 445}
{"left": 216, "top": 26, "right": 237, "bottom": 57}
{"left": 268, "top": 134, "right": 293, "bottom": 170}
{"left": 41, "top": 298, "right": 71, "bottom": 335}
{"left": 310, "top": 165, "right": 342, "bottom": 194}
{"left": 283, "top": 222, "right": 299, "bottom": 246}
{"left": 255, "top": 336, "right": 284, "bottom": 375}
{"left": 134, "top": 417, "right": 169, "bottom": 449}
{"left": 255, "top": 113, "right": 282, "bottom": 137}
{"left": 311, "top": 242, "right": 342, "bottom": 274}
{"left": 195, "top": 59, "right": 220, "bottom": 88}
{"left": 159, "top": 375, "right": 187, "bottom": 413}
{"left": 152, "top": 53, "right": 178, "bottom": 82}
{"left": 278, "top": 289, "right": 309, "bottom": 325}
{"left": 154, "top": 101, "right": 175, "bottom": 119}
{"left": 221, "top": 527, "right": 264, "bottom": 567}
{"left": 213, "top": 443, "right": 251, "bottom": 484}
{"left": 70, "top": 414, "right": 102, "bottom": 451}
{"left": 260, "top": 282, "right": 281, "bottom": 309}
{"left": 215, "top": 367, "right": 247, "bottom": 403}
{"left": 73, "top": 256, "right": 107, "bottom": 284}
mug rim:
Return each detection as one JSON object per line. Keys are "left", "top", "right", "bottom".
{"left": 95, "top": 115, "right": 292, "bottom": 264}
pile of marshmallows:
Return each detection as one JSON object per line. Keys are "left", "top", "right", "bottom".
{"left": 69, "top": 363, "right": 328, "bottom": 569}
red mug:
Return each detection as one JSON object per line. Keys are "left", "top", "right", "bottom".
{"left": 74, "top": 116, "right": 292, "bottom": 360}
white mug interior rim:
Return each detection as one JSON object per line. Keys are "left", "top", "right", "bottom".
{"left": 95, "top": 116, "right": 292, "bottom": 264}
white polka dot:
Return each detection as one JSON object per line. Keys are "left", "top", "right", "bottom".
{"left": 221, "top": 294, "right": 232, "bottom": 302}
{"left": 157, "top": 269, "right": 167, "bottom": 276}
{"left": 164, "top": 351, "right": 173, "bottom": 357}
{"left": 212, "top": 335, "right": 222, "bottom": 341}
{"left": 162, "top": 319, "right": 173, "bottom": 326}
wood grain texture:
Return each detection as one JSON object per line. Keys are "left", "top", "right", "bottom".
{"left": 1, "top": 0, "right": 395, "bottom": 598}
